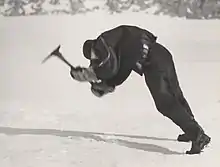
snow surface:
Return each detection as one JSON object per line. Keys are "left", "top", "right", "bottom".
{"left": 0, "top": 11, "right": 220, "bottom": 167}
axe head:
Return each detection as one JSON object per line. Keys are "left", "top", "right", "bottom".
{"left": 41, "top": 45, "right": 61, "bottom": 64}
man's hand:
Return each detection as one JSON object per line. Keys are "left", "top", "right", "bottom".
{"left": 90, "top": 82, "right": 115, "bottom": 97}
{"left": 70, "top": 66, "right": 98, "bottom": 82}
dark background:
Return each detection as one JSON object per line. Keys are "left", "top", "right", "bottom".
{"left": 0, "top": 0, "right": 219, "bottom": 19}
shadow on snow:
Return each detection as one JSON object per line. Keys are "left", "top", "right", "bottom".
{"left": 0, "top": 126, "right": 184, "bottom": 155}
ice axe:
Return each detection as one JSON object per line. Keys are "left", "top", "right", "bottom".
{"left": 42, "top": 45, "right": 92, "bottom": 83}
{"left": 42, "top": 45, "right": 75, "bottom": 69}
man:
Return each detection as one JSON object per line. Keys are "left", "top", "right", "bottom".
{"left": 61, "top": 25, "right": 210, "bottom": 154}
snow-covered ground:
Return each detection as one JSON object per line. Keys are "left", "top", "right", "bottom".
{"left": 0, "top": 12, "right": 220, "bottom": 167}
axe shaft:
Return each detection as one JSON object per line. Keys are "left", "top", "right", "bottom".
{"left": 42, "top": 45, "right": 75, "bottom": 69}
{"left": 56, "top": 53, "right": 74, "bottom": 69}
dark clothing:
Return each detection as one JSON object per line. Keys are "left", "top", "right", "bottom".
{"left": 84, "top": 25, "right": 203, "bottom": 141}
{"left": 143, "top": 43, "right": 200, "bottom": 140}
{"left": 84, "top": 25, "right": 157, "bottom": 86}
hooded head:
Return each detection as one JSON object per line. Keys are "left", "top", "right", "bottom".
{"left": 83, "top": 37, "right": 120, "bottom": 80}
{"left": 83, "top": 39, "right": 94, "bottom": 60}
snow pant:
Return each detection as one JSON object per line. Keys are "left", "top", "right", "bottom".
{"left": 143, "top": 43, "right": 202, "bottom": 141}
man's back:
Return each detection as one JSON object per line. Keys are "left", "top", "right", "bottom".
{"left": 89, "top": 25, "right": 157, "bottom": 86}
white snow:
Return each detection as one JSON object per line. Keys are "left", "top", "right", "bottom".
{"left": 0, "top": 12, "right": 220, "bottom": 167}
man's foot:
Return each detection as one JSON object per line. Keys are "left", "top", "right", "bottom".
{"left": 177, "top": 133, "right": 191, "bottom": 142}
{"left": 186, "top": 131, "right": 211, "bottom": 155}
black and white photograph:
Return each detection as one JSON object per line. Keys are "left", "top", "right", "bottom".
{"left": 0, "top": 0, "right": 219, "bottom": 166}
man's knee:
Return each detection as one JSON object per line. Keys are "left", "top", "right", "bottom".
{"left": 153, "top": 94, "right": 176, "bottom": 116}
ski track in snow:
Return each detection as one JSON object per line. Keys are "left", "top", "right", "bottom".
{"left": 0, "top": 12, "right": 220, "bottom": 167}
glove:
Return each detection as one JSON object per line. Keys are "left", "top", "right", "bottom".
{"left": 70, "top": 66, "right": 98, "bottom": 82}
{"left": 91, "top": 87, "right": 105, "bottom": 97}
{"left": 70, "top": 66, "right": 84, "bottom": 81}
{"left": 91, "top": 82, "right": 115, "bottom": 97}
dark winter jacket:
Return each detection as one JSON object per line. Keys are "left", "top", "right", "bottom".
{"left": 83, "top": 25, "right": 157, "bottom": 87}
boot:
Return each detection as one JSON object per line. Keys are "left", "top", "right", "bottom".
{"left": 177, "top": 133, "right": 191, "bottom": 142}
{"left": 186, "top": 131, "right": 211, "bottom": 154}
{"left": 178, "top": 120, "right": 204, "bottom": 143}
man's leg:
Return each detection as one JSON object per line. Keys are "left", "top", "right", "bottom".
{"left": 143, "top": 43, "right": 210, "bottom": 154}
{"left": 164, "top": 59, "right": 196, "bottom": 142}
{"left": 167, "top": 62, "right": 194, "bottom": 119}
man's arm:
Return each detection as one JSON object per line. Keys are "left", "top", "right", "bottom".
{"left": 70, "top": 66, "right": 99, "bottom": 82}
{"left": 70, "top": 36, "right": 120, "bottom": 82}
{"left": 70, "top": 64, "right": 116, "bottom": 97}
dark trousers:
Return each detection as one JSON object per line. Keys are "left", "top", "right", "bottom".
{"left": 143, "top": 43, "right": 202, "bottom": 140}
